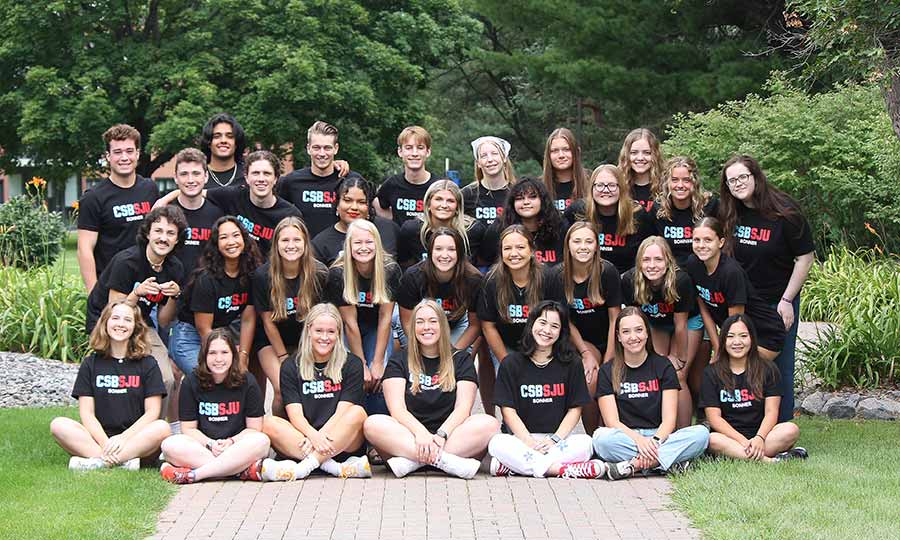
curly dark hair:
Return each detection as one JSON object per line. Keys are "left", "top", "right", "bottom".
{"left": 519, "top": 300, "right": 578, "bottom": 364}
{"left": 199, "top": 113, "right": 246, "bottom": 166}
{"left": 184, "top": 216, "right": 262, "bottom": 296}
{"left": 136, "top": 205, "right": 188, "bottom": 250}
{"left": 335, "top": 176, "right": 376, "bottom": 220}
{"left": 500, "top": 176, "right": 562, "bottom": 249}
{"left": 195, "top": 329, "right": 246, "bottom": 391}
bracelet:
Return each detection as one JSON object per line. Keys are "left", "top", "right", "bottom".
{"left": 227, "top": 437, "right": 235, "bottom": 445}
{"left": 780, "top": 297, "right": 792, "bottom": 303}
{"left": 754, "top": 434, "right": 766, "bottom": 442}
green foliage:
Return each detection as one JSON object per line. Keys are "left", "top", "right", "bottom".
{"left": 671, "top": 417, "right": 900, "bottom": 540}
{"left": 0, "top": 180, "right": 67, "bottom": 268}
{"left": 0, "top": 267, "right": 89, "bottom": 363}
{"left": 799, "top": 247, "right": 900, "bottom": 389}
{"left": 0, "top": 0, "right": 481, "bottom": 181}
{"left": 0, "top": 407, "right": 175, "bottom": 540}
{"left": 664, "top": 78, "right": 900, "bottom": 251}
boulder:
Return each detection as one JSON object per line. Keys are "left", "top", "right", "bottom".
{"left": 857, "top": 397, "right": 900, "bottom": 420}
{"left": 822, "top": 394, "right": 860, "bottom": 419}
{"left": 800, "top": 391, "right": 831, "bottom": 415}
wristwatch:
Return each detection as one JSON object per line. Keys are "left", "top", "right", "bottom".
{"left": 435, "top": 429, "right": 448, "bottom": 440}
{"left": 651, "top": 435, "right": 663, "bottom": 444}
{"left": 549, "top": 434, "right": 561, "bottom": 443}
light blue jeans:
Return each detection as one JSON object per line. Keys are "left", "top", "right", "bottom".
{"left": 170, "top": 321, "right": 202, "bottom": 374}
{"left": 592, "top": 425, "right": 709, "bottom": 470}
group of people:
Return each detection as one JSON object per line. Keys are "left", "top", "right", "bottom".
{"left": 50, "top": 117, "right": 811, "bottom": 483}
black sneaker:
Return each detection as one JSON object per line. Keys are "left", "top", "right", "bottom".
{"left": 606, "top": 460, "right": 634, "bottom": 481}
{"left": 667, "top": 460, "right": 692, "bottom": 475}
{"left": 774, "top": 447, "right": 809, "bottom": 462}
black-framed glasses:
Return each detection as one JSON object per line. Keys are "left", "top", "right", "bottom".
{"left": 592, "top": 182, "right": 618, "bottom": 193}
{"left": 726, "top": 173, "right": 752, "bottom": 187}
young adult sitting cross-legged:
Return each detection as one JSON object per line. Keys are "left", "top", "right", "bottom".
{"left": 159, "top": 330, "right": 270, "bottom": 483}
{"left": 51, "top": 301, "right": 171, "bottom": 471}
{"left": 592, "top": 307, "right": 709, "bottom": 480}
{"left": 258, "top": 303, "right": 372, "bottom": 480}
{"left": 363, "top": 300, "right": 500, "bottom": 479}
{"left": 487, "top": 301, "right": 607, "bottom": 479}
{"left": 700, "top": 314, "right": 807, "bottom": 463}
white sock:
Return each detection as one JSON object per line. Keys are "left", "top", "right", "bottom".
{"left": 434, "top": 451, "right": 481, "bottom": 479}
{"left": 293, "top": 456, "right": 320, "bottom": 479}
{"left": 319, "top": 458, "right": 341, "bottom": 476}
{"left": 261, "top": 458, "right": 297, "bottom": 481}
{"left": 387, "top": 456, "right": 424, "bottom": 478}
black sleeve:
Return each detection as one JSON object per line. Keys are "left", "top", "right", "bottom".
{"left": 71, "top": 356, "right": 95, "bottom": 398}
{"left": 375, "top": 178, "right": 395, "bottom": 210}
{"left": 492, "top": 354, "right": 519, "bottom": 408}
{"left": 723, "top": 261, "right": 749, "bottom": 307}
{"left": 178, "top": 376, "right": 199, "bottom": 422}
{"left": 620, "top": 269, "right": 636, "bottom": 306}
{"left": 204, "top": 185, "right": 240, "bottom": 211}
{"left": 595, "top": 364, "right": 615, "bottom": 398}
{"left": 76, "top": 191, "right": 102, "bottom": 231}
{"left": 785, "top": 212, "right": 816, "bottom": 257}
{"left": 698, "top": 367, "right": 721, "bottom": 409}
{"left": 340, "top": 356, "right": 366, "bottom": 405}
{"left": 105, "top": 254, "right": 136, "bottom": 295}
{"left": 382, "top": 350, "right": 407, "bottom": 381}
{"left": 477, "top": 278, "right": 499, "bottom": 322}
{"left": 466, "top": 272, "right": 483, "bottom": 312}
{"left": 602, "top": 262, "right": 623, "bottom": 306}
{"left": 763, "top": 365, "right": 783, "bottom": 398}
{"left": 566, "top": 358, "right": 592, "bottom": 408}
{"left": 397, "top": 267, "right": 422, "bottom": 310}
{"left": 189, "top": 274, "right": 217, "bottom": 314}
{"left": 658, "top": 357, "right": 681, "bottom": 391}
{"left": 244, "top": 374, "right": 265, "bottom": 418}
{"left": 453, "top": 350, "right": 478, "bottom": 385}
{"left": 397, "top": 221, "right": 420, "bottom": 264}
{"left": 466, "top": 220, "right": 486, "bottom": 260}
{"left": 141, "top": 356, "right": 167, "bottom": 397}
{"left": 563, "top": 199, "right": 586, "bottom": 224}
{"left": 387, "top": 264, "right": 403, "bottom": 300}
{"left": 477, "top": 223, "right": 501, "bottom": 265}
{"left": 674, "top": 271, "right": 696, "bottom": 313}
{"left": 541, "top": 266, "right": 566, "bottom": 303}
{"left": 326, "top": 267, "right": 349, "bottom": 307}
{"left": 251, "top": 269, "right": 272, "bottom": 311}
{"left": 279, "top": 360, "right": 302, "bottom": 406}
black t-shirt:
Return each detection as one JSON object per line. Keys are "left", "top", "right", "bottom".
{"left": 551, "top": 180, "right": 575, "bottom": 213}
{"left": 477, "top": 266, "right": 565, "bottom": 352}
{"left": 397, "top": 262, "right": 482, "bottom": 324}
{"left": 565, "top": 199, "right": 649, "bottom": 274}
{"left": 397, "top": 219, "right": 486, "bottom": 267}
{"left": 205, "top": 186, "right": 302, "bottom": 257}
{"left": 279, "top": 354, "right": 365, "bottom": 430}
{"left": 327, "top": 264, "right": 402, "bottom": 328}
{"left": 630, "top": 183, "right": 655, "bottom": 213}
{"left": 77, "top": 176, "right": 159, "bottom": 275}
{"left": 382, "top": 349, "right": 478, "bottom": 432}
{"left": 621, "top": 268, "right": 696, "bottom": 327}
{"left": 732, "top": 204, "right": 815, "bottom": 304}
{"left": 72, "top": 353, "right": 166, "bottom": 436}
{"left": 699, "top": 366, "right": 781, "bottom": 439}
{"left": 549, "top": 261, "right": 622, "bottom": 349}
{"left": 86, "top": 245, "right": 184, "bottom": 332}
{"left": 478, "top": 220, "right": 567, "bottom": 267}
{"left": 494, "top": 352, "right": 590, "bottom": 434}
{"left": 172, "top": 199, "right": 225, "bottom": 276}
{"left": 251, "top": 261, "right": 329, "bottom": 347}
{"left": 684, "top": 254, "right": 786, "bottom": 351}
{"left": 277, "top": 167, "right": 361, "bottom": 238}
{"left": 462, "top": 181, "right": 509, "bottom": 226}
{"left": 311, "top": 217, "right": 400, "bottom": 266}
{"left": 376, "top": 172, "right": 439, "bottom": 227}
{"left": 205, "top": 164, "right": 246, "bottom": 191}
{"left": 179, "top": 272, "right": 251, "bottom": 328}
{"left": 647, "top": 198, "right": 719, "bottom": 266}
{"left": 596, "top": 353, "right": 680, "bottom": 429}
{"left": 179, "top": 372, "right": 265, "bottom": 440}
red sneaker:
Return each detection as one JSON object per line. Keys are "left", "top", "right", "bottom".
{"left": 160, "top": 462, "right": 195, "bottom": 484}
{"left": 489, "top": 457, "right": 515, "bottom": 477}
{"left": 238, "top": 459, "right": 263, "bottom": 481}
{"left": 559, "top": 460, "right": 609, "bottom": 479}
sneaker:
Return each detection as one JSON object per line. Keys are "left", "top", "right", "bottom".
{"left": 339, "top": 456, "right": 372, "bottom": 479}
{"left": 386, "top": 456, "right": 423, "bottom": 478}
{"left": 606, "top": 460, "right": 635, "bottom": 481}
{"left": 68, "top": 456, "right": 105, "bottom": 471}
{"left": 434, "top": 453, "right": 481, "bottom": 479}
{"left": 666, "top": 460, "right": 692, "bottom": 475}
{"left": 774, "top": 447, "right": 809, "bottom": 462}
{"left": 559, "top": 460, "right": 608, "bottom": 479}
{"left": 160, "top": 462, "right": 195, "bottom": 484}
{"left": 238, "top": 459, "right": 263, "bottom": 481}
{"left": 120, "top": 457, "right": 140, "bottom": 471}
{"left": 367, "top": 446, "right": 385, "bottom": 466}
{"left": 260, "top": 458, "right": 297, "bottom": 482}
{"left": 489, "top": 457, "right": 515, "bottom": 477}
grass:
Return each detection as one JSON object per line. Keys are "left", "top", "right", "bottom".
{"left": 670, "top": 417, "right": 900, "bottom": 540}
{"left": 52, "top": 231, "right": 80, "bottom": 281}
{"left": 0, "top": 407, "right": 175, "bottom": 540}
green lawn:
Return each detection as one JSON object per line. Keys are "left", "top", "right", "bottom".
{"left": 0, "top": 407, "right": 175, "bottom": 540}
{"left": 53, "top": 231, "right": 80, "bottom": 281}
{"left": 671, "top": 417, "right": 900, "bottom": 540}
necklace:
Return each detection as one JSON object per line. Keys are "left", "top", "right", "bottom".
{"left": 531, "top": 356, "right": 552, "bottom": 368}
{"left": 149, "top": 259, "right": 163, "bottom": 272}
{"left": 208, "top": 165, "right": 237, "bottom": 187}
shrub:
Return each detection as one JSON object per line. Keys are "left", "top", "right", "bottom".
{"left": 663, "top": 76, "right": 900, "bottom": 252}
{"left": 0, "top": 267, "right": 89, "bottom": 363}
{"left": 0, "top": 177, "right": 67, "bottom": 268}
{"left": 799, "top": 247, "right": 900, "bottom": 389}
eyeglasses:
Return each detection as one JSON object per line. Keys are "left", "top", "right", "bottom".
{"left": 592, "top": 182, "right": 618, "bottom": 193}
{"left": 726, "top": 173, "right": 752, "bottom": 187}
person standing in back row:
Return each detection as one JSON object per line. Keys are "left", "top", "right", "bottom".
{"left": 199, "top": 113, "right": 247, "bottom": 190}
{"left": 77, "top": 124, "right": 160, "bottom": 292}
{"left": 374, "top": 126, "right": 438, "bottom": 227}
{"left": 169, "top": 148, "right": 225, "bottom": 276}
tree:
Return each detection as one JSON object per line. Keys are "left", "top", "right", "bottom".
{"left": 786, "top": 1, "right": 900, "bottom": 141}
{"left": 0, "top": 0, "right": 481, "bottom": 181}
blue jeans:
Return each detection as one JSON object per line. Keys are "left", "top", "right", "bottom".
{"left": 592, "top": 425, "right": 709, "bottom": 470}
{"left": 359, "top": 318, "right": 394, "bottom": 416}
{"left": 772, "top": 296, "right": 800, "bottom": 422}
{"left": 169, "top": 321, "right": 202, "bottom": 374}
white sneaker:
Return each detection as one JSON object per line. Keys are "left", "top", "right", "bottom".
{"left": 338, "top": 456, "right": 372, "bottom": 478}
{"left": 387, "top": 456, "right": 423, "bottom": 478}
{"left": 435, "top": 453, "right": 481, "bottom": 479}
{"left": 489, "top": 457, "right": 515, "bottom": 477}
{"left": 120, "top": 457, "right": 140, "bottom": 471}
{"left": 68, "top": 456, "right": 105, "bottom": 471}
{"left": 260, "top": 458, "right": 297, "bottom": 481}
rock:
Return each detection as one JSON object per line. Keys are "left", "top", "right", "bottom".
{"left": 823, "top": 394, "right": 860, "bottom": 419}
{"left": 800, "top": 392, "right": 831, "bottom": 415}
{"left": 857, "top": 398, "right": 900, "bottom": 420}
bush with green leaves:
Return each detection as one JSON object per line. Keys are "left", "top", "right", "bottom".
{"left": 0, "top": 267, "right": 89, "bottom": 363}
{"left": 0, "top": 179, "right": 67, "bottom": 268}
{"left": 799, "top": 247, "right": 900, "bottom": 389}
{"left": 663, "top": 77, "right": 900, "bottom": 252}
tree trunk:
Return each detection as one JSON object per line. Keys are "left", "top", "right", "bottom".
{"left": 881, "top": 51, "right": 900, "bottom": 141}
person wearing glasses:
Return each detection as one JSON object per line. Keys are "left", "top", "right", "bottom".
{"left": 718, "top": 156, "right": 815, "bottom": 422}
{"left": 565, "top": 164, "right": 650, "bottom": 274}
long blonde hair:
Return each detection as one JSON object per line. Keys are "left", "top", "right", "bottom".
{"left": 633, "top": 236, "right": 680, "bottom": 305}
{"left": 406, "top": 299, "right": 456, "bottom": 394}
{"left": 89, "top": 301, "right": 151, "bottom": 360}
{"left": 474, "top": 139, "right": 516, "bottom": 186}
{"left": 295, "top": 303, "right": 348, "bottom": 383}
{"left": 420, "top": 180, "right": 475, "bottom": 256}
{"left": 617, "top": 128, "right": 663, "bottom": 200}
{"left": 562, "top": 222, "right": 605, "bottom": 305}
{"left": 269, "top": 217, "right": 325, "bottom": 322}
{"left": 656, "top": 156, "right": 711, "bottom": 222}
{"left": 542, "top": 127, "right": 588, "bottom": 201}
{"left": 584, "top": 164, "right": 638, "bottom": 236}
{"left": 486, "top": 225, "right": 544, "bottom": 323}
{"left": 335, "top": 219, "right": 393, "bottom": 305}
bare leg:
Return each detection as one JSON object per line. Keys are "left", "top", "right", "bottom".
{"left": 441, "top": 414, "right": 500, "bottom": 459}
{"left": 708, "top": 432, "right": 774, "bottom": 462}
{"left": 116, "top": 420, "right": 171, "bottom": 460}
{"left": 581, "top": 342, "right": 603, "bottom": 433}
{"left": 50, "top": 417, "right": 103, "bottom": 458}
{"left": 764, "top": 422, "right": 800, "bottom": 457}
{"left": 476, "top": 341, "right": 496, "bottom": 417}
{"left": 264, "top": 406, "right": 367, "bottom": 460}
{"left": 168, "top": 364, "right": 183, "bottom": 422}
{"left": 362, "top": 415, "right": 418, "bottom": 460}
{"left": 257, "top": 346, "right": 285, "bottom": 417}
{"left": 689, "top": 338, "right": 711, "bottom": 414}
{"left": 162, "top": 430, "right": 270, "bottom": 480}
